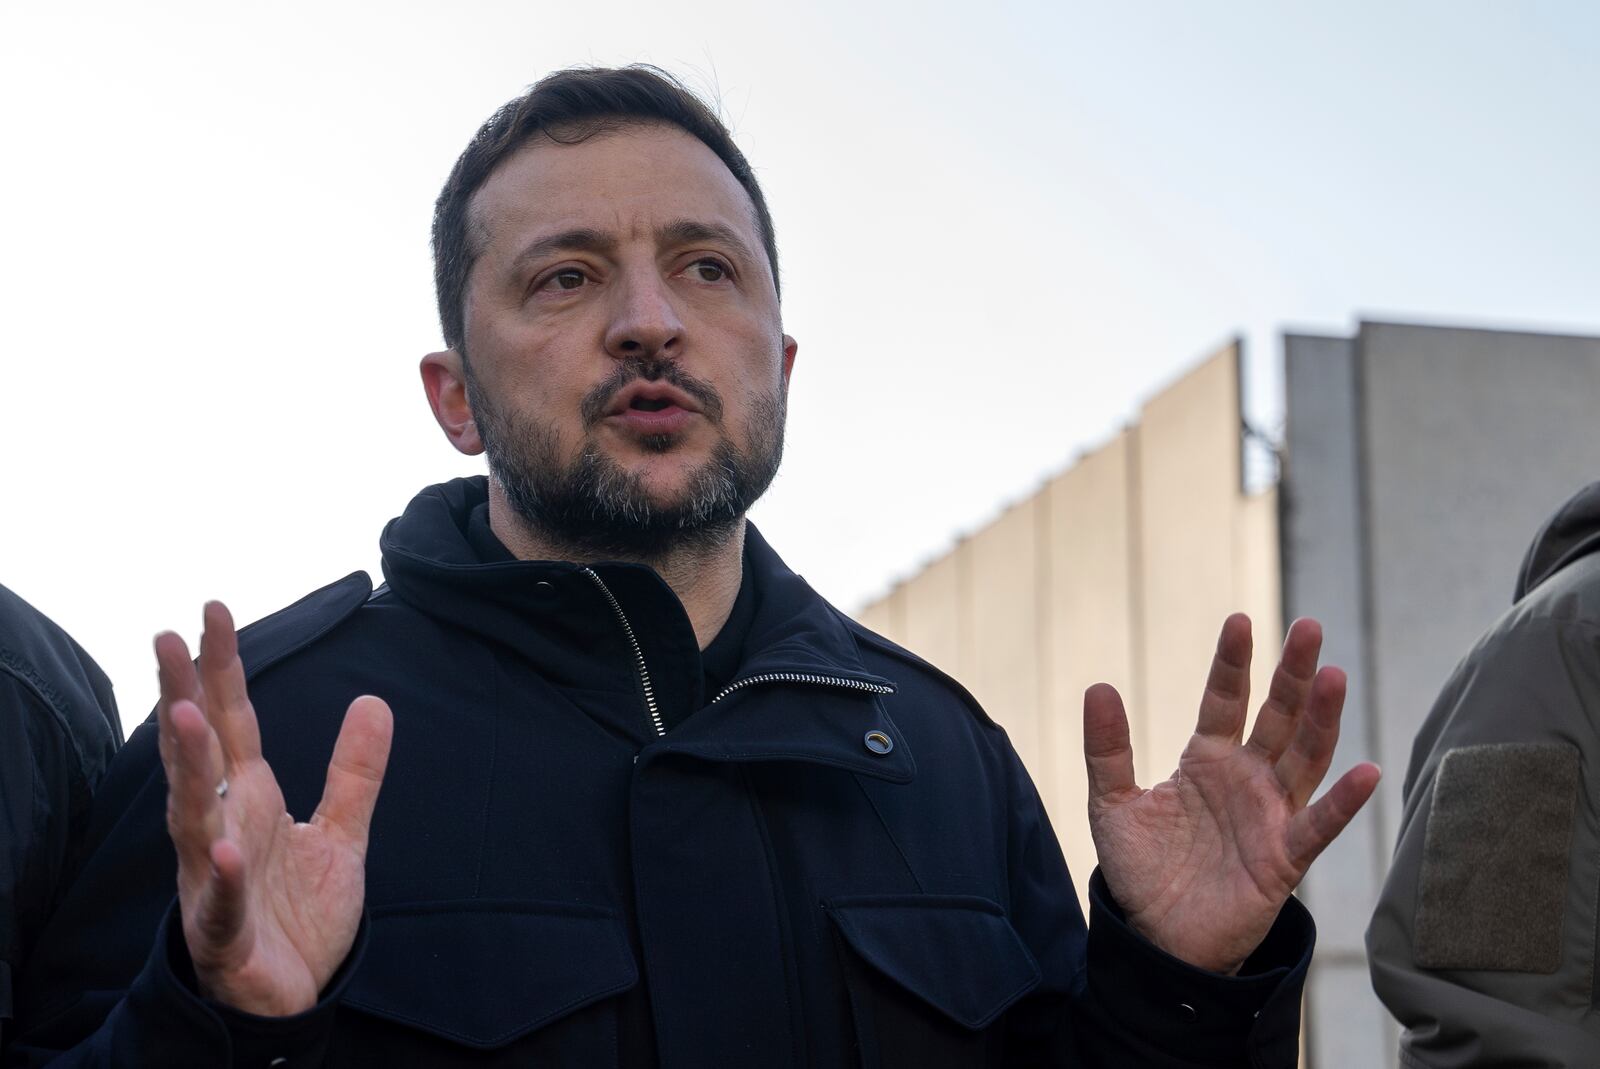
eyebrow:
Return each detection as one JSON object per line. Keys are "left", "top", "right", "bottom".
{"left": 509, "top": 227, "right": 617, "bottom": 272}
{"left": 657, "top": 219, "right": 759, "bottom": 266}
{"left": 508, "top": 219, "right": 758, "bottom": 274}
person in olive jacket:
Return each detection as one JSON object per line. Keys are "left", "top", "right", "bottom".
{"left": 1369, "top": 482, "right": 1600, "bottom": 1066}
{"left": 0, "top": 584, "right": 122, "bottom": 1045}
{"left": 10, "top": 67, "right": 1378, "bottom": 1067}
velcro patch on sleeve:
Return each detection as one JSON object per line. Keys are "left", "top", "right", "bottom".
{"left": 1415, "top": 741, "right": 1580, "bottom": 973}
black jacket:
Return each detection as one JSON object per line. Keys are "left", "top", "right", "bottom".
{"left": 12, "top": 478, "right": 1313, "bottom": 1067}
{"left": 0, "top": 584, "right": 122, "bottom": 1035}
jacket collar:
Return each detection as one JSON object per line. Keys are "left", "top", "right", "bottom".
{"left": 659, "top": 522, "right": 910, "bottom": 782}
{"left": 378, "top": 478, "right": 905, "bottom": 778}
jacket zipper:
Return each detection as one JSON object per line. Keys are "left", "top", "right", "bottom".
{"left": 582, "top": 567, "right": 896, "bottom": 735}
{"left": 581, "top": 567, "right": 666, "bottom": 738}
{"left": 710, "top": 672, "right": 895, "bottom": 705}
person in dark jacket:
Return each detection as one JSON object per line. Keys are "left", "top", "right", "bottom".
{"left": 10, "top": 67, "right": 1378, "bottom": 1067}
{"left": 0, "top": 584, "right": 122, "bottom": 1045}
{"left": 1369, "top": 483, "right": 1600, "bottom": 1065}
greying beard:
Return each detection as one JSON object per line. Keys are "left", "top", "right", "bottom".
{"left": 466, "top": 360, "right": 785, "bottom": 561}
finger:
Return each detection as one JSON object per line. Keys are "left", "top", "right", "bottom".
{"left": 155, "top": 629, "right": 202, "bottom": 731}
{"left": 190, "top": 838, "right": 249, "bottom": 960}
{"left": 312, "top": 696, "right": 394, "bottom": 850}
{"left": 156, "top": 630, "right": 223, "bottom": 775}
{"left": 1286, "top": 762, "right": 1381, "bottom": 870}
{"left": 1083, "top": 683, "right": 1139, "bottom": 804}
{"left": 1273, "top": 666, "right": 1347, "bottom": 808}
{"left": 163, "top": 699, "right": 227, "bottom": 882}
{"left": 1194, "top": 613, "right": 1253, "bottom": 741}
{"left": 197, "top": 601, "right": 263, "bottom": 767}
{"left": 1245, "top": 618, "right": 1323, "bottom": 760}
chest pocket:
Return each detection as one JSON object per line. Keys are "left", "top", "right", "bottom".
{"left": 334, "top": 900, "right": 638, "bottom": 1066}
{"left": 825, "top": 895, "right": 1041, "bottom": 1069}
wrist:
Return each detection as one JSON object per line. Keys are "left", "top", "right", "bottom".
{"left": 1127, "top": 919, "right": 1247, "bottom": 976}
{"left": 1084, "top": 870, "right": 1311, "bottom": 1064}
{"left": 196, "top": 972, "right": 318, "bottom": 1018}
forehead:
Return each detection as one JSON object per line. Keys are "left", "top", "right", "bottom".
{"left": 468, "top": 122, "right": 761, "bottom": 259}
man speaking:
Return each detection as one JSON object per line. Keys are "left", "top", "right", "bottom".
{"left": 10, "top": 66, "right": 1377, "bottom": 1066}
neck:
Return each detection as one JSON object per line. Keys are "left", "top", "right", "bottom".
{"left": 486, "top": 480, "right": 745, "bottom": 650}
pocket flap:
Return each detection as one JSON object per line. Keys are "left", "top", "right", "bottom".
{"left": 825, "top": 894, "right": 1040, "bottom": 1029}
{"left": 344, "top": 900, "right": 638, "bottom": 1049}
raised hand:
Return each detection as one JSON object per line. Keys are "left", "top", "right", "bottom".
{"left": 1083, "top": 614, "right": 1379, "bottom": 974}
{"left": 155, "top": 601, "right": 393, "bottom": 1016}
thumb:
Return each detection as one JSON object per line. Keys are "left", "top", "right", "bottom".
{"left": 1084, "top": 683, "right": 1139, "bottom": 805}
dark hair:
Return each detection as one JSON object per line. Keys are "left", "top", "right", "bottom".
{"left": 431, "top": 65, "right": 780, "bottom": 353}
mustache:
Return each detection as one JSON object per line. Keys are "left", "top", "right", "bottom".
{"left": 579, "top": 357, "right": 724, "bottom": 427}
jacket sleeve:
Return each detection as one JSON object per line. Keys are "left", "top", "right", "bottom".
{"left": 4, "top": 903, "right": 364, "bottom": 1068}
{"left": 0, "top": 668, "right": 119, "bottom": 1040}
{"left": 1367, "top": 615, "right": 1600, "bottom": 1067}
{"left": 997, "top": 741, "right": 1312, "bottom": 1067}
{"left": 4, "top": 718, "right": 364, "bottom": 1069}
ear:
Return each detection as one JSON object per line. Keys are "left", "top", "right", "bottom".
{"left": 420, "top": 349, "right": 485, "bottom": 456}
{"left": 780, "top": 334, "right": 798, "bottom": 387}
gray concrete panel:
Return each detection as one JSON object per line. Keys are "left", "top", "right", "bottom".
{"left": 1358, "top": 322, "right": 1600, "bottom": 847}
{"left": 1284, "top": 332, "right": 1397, "bottom": 1068}
{"left": 1283, "top": 333, "right": 1385, "bottom": 947}
{"left": 1304, "top": 959, "right": 1395, "bottom": 1069}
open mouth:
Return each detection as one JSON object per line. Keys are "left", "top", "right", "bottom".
{"left": 605, "top": 381, "right": 700, "bottom": 419}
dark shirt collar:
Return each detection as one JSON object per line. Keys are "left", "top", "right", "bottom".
{"left": 464, "top": 500, "right": 516, "bottom": 564}
{"left": 699, "top": 561, "right": 754, "bottom": 701}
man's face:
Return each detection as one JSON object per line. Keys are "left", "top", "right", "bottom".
{"left": 447, "top": 122, "right": 795, "bottom": 558}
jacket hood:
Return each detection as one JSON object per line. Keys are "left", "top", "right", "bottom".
{"left": 1514, "top": 481, "right": 1600, "bottom": 601}
{"left": 377, "top": 477, "right": 890, "bottom": 734}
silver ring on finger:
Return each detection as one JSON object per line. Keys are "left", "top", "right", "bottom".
{"left": 215, "top": 777, "right": 229, "bottom": 799}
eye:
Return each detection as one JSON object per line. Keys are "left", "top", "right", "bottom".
{"left": 688, "top": 258, "right": 730, "bottom": 283}
{"left": 537, "top": 268, "right": 588, "bottom": 293}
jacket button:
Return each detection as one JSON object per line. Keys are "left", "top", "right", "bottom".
{"left": 1177, "top": 1002, "right": 1197, "bottom": 1023}
{"left": 534, "top": 580, "right": 555, "bottom": 596}
{"left": 863, "top": 730, "right": 894, "bottom": 755}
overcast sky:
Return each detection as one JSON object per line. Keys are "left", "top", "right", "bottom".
{"left": 4, "top": 0, "right": 1597, "bottom": 729}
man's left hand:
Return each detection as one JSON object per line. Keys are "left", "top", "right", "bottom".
{"left": 1083, "top": 614, "right": 1380, "bottom": 974}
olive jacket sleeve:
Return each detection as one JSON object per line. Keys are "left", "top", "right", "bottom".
{"left": 1367, "top": 565, "right": 1600, "bottom": 1067}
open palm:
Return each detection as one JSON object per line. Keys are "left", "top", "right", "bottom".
{"left": 1084, "top": 614, "right": 1379, "bottom": 974}
{"left": 155, "top": 602, "right": 392, "bottom": 1016}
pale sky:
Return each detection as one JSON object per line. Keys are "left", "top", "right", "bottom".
{"left": 4, "top": 0, "right": 1597, "bottom": 730}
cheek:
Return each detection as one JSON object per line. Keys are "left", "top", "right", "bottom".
{"left": 474, "top": 324, "right": 591, "bottom": 412}
{"left": 725, "top": 320, "right": 787, "bottom": 387}
{"left": 724, "top": 351, "right": 788, "bottom": 434}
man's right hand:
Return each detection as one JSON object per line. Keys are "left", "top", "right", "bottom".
{"left": 155, "top": 601, "right": 393, "bottom": 1017}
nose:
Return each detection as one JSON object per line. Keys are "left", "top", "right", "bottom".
{"left": 603, "top": 269, "right": 684, "bottom": 362}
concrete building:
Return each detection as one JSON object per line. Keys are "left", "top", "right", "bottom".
{"left": 854, "top": 339, "right": 1280, "bottom": 908}
{"left": 1284, "top": 321, "right": 1600, "bottom": 1066}
{"left": 854, "top": 319, "right": 1600, "bottom": 1067}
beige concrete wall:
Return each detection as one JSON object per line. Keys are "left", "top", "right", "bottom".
{"left": 852, "top": 341, "right": 1280, "bottom": 915}
{"left": 1132, "top": 344, "right": 1280, "bottom": 782}
{"left": 1039, "top": 433, "right": 1136, "bottom": 896}
{"left": 854, "top": 586, "right": 906, "bottom": 643}
{"left": 966, "top": 498, "right": 1044, "bottom": 790}
{"left": 1234, "top": 486, "right": 1283, "bottom": 717}
{"left": 897, "top": 546, "right": 968, "bottom": 679}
